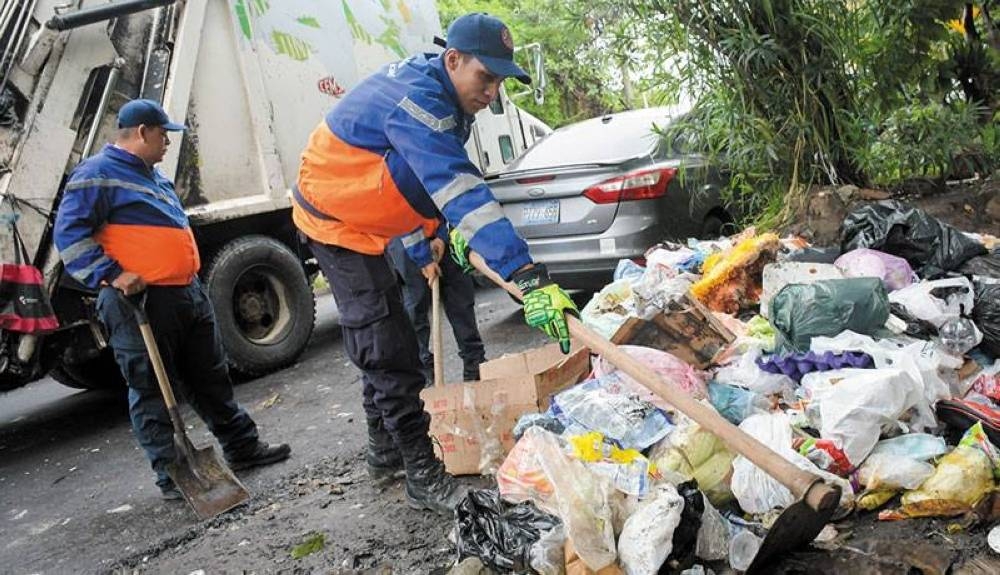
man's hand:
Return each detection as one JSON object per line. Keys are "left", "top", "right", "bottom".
{"left": 448, "top": 228, "right": 473, "bottom": 273}
{"left": 510, "top": 265, "right": 578, "bottom": 353}
{"left": 429, "top": 237, "right": 445, "bottom": 263}
{"left": 422, "top": 261, "right": 441, "bottom": 285}
{"left": 111, "top": 271, "right": 146, "bottom": 296}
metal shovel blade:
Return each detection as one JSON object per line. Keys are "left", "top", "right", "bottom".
{"left": 747, "top": 482, "right": 842, "bottom": 573}
{"left": 167, "top": 439, "right": 250, "bottom": 520}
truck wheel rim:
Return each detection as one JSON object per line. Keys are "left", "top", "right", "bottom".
{"left": 232, "top": 266, "right": 292, "bottom": 345}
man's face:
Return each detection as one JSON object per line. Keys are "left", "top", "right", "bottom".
{"left": 446, "top": 50, "right": 504, "bottom": 115}
{"left": 138, "top": 124, "right": 170, "bottom": 164}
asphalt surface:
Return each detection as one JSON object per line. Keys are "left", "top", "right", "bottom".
{"left": 0, "top": 286, "right": 550, "bottom": 574}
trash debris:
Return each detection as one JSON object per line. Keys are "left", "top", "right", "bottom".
{"left": 107, "top": 505, "right": 133, "bottom": 514}
{"left": 690, "top": 233, "right": 781, "bottom": 314}
{"left": 888, "top": 276, "right": 976, "bottom": 328}
{"left": 551, "top": 378, "right": 673, "bottom": 451}
{"left": 258, "top": 393, "right": 281, "bottom": 409}
{"left": 648, "top": 418, "right": 736, "bottom": 506}
{"left": 290, "top": 532, "right": 326, "bottom": 559}
{"left": 706, "top": 382, "right": 770, "bottom": 425}
{"left": 973, "top": 281, "right": 1000, "bottom": 359}
{"left": 617, "top": 482, "right": 684, "bottom": 574}
{"left": 989, "top": 524, "right": 1000, "bottom": 554}
{"left": 834, "top": 248, "right": 916, "bottom": 291}
{"left": 567, "top": 432, "right": 659, "bottom": 496}
{"left": 592, "top": 345, "right": 708, "bottom": 405}
{"left": 770, "top": 278, "right": 890, "bottom": 351}
{"left": 756, "top": 350, "right": 874, "bottom": 383}
{"left": 760, "top": 262, "right": 844, "bottom": 318}
{"left": 840, "top": 200, "right": 987, "bottom": 278}
{"left": 454, "top": 489, "right": 561, "bottom": 573}
{"left": 610, "top": 302, "right": 734, "bottom": 370}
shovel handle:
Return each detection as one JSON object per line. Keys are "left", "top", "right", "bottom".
{"left": 469, "top": 253, "right": 839, "bottom": 513}
{"left": 431, "top": 277, "right": 444, "bottom": 388}
{"left": 115, "top": 290, "right": 183, "bottom": 417}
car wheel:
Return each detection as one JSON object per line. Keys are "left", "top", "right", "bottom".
{"left": 50, "top": 349, "right": 125, "bottom": 391}
{"left": 701, "top": 213, "right": 735, "bottom": 238}
{"left": 206, "top": 236, "right": 315, "bottom": 377}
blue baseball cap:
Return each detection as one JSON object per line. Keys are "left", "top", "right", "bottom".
{"left": 445, "top": 13, "right": 530, "bottom": 85}
{"left": 117, "top": 99, "right": 186, "bottom": 131}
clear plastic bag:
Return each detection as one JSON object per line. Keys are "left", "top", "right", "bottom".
{"left": 695, "top": 499, "right": 730, "bottom": 562}
{"left": 857, "top": 453, "right": 935, "bottom": 490}
{"left": 617, "top": 482, "right": 685, "bottom": 575}
{"left": 529, "top": 525, "right": 567, "bottom": 575}
{"left": 647, "top": 417, "right": 736, "bottom": 507}
{"left": 706, "top": 383, "right": 770, "bottom": 425}
{"left": 869, "top": 433, "right": 948, "bottom": 461}
{"left": 714, "top": 349, "right": 795, "bottom": 396}
{"left": 552, "top": 378, "right": 674, "bottom": 451}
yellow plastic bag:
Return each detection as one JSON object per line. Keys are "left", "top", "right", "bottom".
{"left": 648, "top": 419, "right": 736, "bottom": 506}
{"left": 899, "top": 423, "right": 997, "bottom": 513}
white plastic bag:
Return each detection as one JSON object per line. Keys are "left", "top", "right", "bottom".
{"left": 799, "top": 368, "right": 933, "bottom": 466}
{"left": 618, "top": 482, "right": 685, "bottom": 575}
{"left": 869, "top": 433, "right": 948, "bottom": 461}
{"left": 731, "top": 412, "right": 854, "bottom": 514}
{"left": 713, "top": 349, "right": 796, "bottom": 396}
{"left": 888, "top": 277, "right": 975, "bottom": 328}
{"left": 857, "top": 453, "right": 935, "bottom": 490}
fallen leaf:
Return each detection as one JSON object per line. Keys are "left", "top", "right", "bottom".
{"left": 290, "top": 532, "right": 325, "bottom": 559}
{"left": 258, "top": 393, "right": 281, "bottom": 409}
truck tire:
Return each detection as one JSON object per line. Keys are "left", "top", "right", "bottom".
{"left": 50, "top": 349, "right": 125, "bottom": 390}
{"left": 206, "top": 236, "right": 315, "bottom": 377}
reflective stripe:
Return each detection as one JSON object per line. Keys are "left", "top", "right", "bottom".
{"left": 456, "top": 201, "right": 505, "bottom": 242}
{"left": 64, "top": 178, "right": 172, "bottom": 203}
{"left": 71, "top": 255, "right": 113, "bottom": 283}
{"left": 399, "top": 97, "right": 457, "bottom": 132}
{"left": 400, "top": 228, "right": 425, "bottom": 248}
{"left": 59, "top": 237, "right": 98, "bottom": 263}
{"left": 432, "top": 173, "right": 483, "bottom": 210}
{"left": 292, "top": 184, "right": 339, "bottom": 221}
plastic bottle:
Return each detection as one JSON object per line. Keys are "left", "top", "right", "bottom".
{"left": 728, "top": 529, "right": 763, "bottom": 571}
{"left": 938, "top": 317, "right": 981, "bottom": 355}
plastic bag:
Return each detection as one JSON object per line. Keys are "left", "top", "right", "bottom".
{"left": 552, "top": 378, "right": 674, "bottom": 451}
{"left": 810, "top": 331, "right": 955, "bottom": 405}
{"left": 840, "top": 200, "right": 987, "bottom": 278}
{"left": 834, "top": 248, "right": 916, "bottom": 291}
{"left": 899, "top": 423, "right": 997, "bottom": 513}
{"left": 615, "top": 259, "right": 646, "bottom": 281}
{"left": 648, "top": 418, "right": 736, "bottom": 506}
{"left": 799, "top": 368, "right": 934, "bottom": 466}
{"left": 756, "top": 350, "right": 874, "bottom": 383}
{"left": 513, "top": 413, "right": 566, "bottom": 441}
{"left": 888, "top": 277, "right": 975, "bottom": 328}
{"left": 973, "top": 281, "right": 1000, "bottom": 358}
{"left": 582, "top": 279, "right": 638, "bottom": 339}
{"left": 497, "top": 428, "right": 618, "bottom": 570}
{"left": 760, "top": 262, "right": 844, "bottom": 318}
{"left": 618, "top": 483, "right": 685, "bottom": 575}
{"left": 707, "top": 383, "right": 770, "bottom": 425}
{"left": 568, "top": 432, "right": 659, "bottom": 497}
{"left": 592, "top": 346, "right": 708, "bottom": 405}
{"left": 857, "top": 453, "right": 935, "bottom": 490}
{"left": 770, "top": 278, "right": 890, "bottom": 351}
{"left": 529, "top": 524, "right": 567, "bottom": 575}
{"left": 670, "top": 481, "right": 705, "bottom": 567}
{"left": 960, "top": 253, "right": 1000, "bottom": 281}
{"left": 714, "top": 350, "right": 795, "bottom": 396}
{"left": 695, "top": 499, "right": 730, "bottom": 562}
{"left": 632, "top": 268, "right": 696, "bottom": 316}
{"left": 455, "top": 489, "right": 563, "bottom": 573}
{"left": 869, "top": 433, "right": 948, "bottom": 461}
{"left": 730, "top": 412, "right": 854, "bottom": 515}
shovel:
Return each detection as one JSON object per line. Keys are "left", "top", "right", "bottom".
{"left": 469, "top": 254, "right": 841, "bottom": 572}
{"left": 431, "top": 277, "right": 445, "bottom": 388}
{"left": 118, "top": 292, "right": 250, "bottom": 519}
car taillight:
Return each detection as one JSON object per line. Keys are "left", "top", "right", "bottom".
{"left": 582, "top": 168, "right": 676, "bottom": 204}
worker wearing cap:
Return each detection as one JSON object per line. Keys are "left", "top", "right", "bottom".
{"left": 293, "top": 13, "right": 578, "bottom": 514}
{"left": 54, "top": 99, "right": 291, "bottom": 500}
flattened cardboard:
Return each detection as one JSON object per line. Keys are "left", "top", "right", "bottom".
{"left": 421, "top": 343, "right": 590, "bottom": 475}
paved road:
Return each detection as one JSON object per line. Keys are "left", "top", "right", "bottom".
{"left": 0, "top": 286, "right": 552, "bottom": 574}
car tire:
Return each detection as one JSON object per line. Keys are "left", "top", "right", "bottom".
{"left": 701, "top": 213, "right": 734, "bottom": 238}
{"left": 206, "top": 236, "right": 315, "bottom": 377}
{"left": 50, "top": 348, "right": 125, "bottom": 391}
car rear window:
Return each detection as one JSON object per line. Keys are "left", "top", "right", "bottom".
{"left": 509, "top": 110, "right": 671, "bottom": 171}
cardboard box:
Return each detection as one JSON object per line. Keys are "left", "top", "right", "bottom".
{"left": 421, "top": 343, "right": 590, "bottom": 476}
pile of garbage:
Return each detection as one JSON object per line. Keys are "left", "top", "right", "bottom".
{"left": 450, "top": 201, "right": 1000, "bottom": 574}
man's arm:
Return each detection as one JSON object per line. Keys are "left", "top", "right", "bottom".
{"left": 383, "top": 91, "right": 531, "bottom": 280}
{"left": 54, "top": 177, "right": 128, "bottom": 290}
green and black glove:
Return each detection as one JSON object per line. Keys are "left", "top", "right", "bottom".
{"left": 448, "top": 227, "right": 473, "bottom": 274}
{"left": 511, "top": 264, "right": 578, "bottom": 354}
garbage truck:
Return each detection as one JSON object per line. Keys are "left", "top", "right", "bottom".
{"left": 0, "top": 0, "right": 550, "bottom": 392}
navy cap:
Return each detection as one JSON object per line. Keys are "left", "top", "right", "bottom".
{"left": 446, "top": 13, "right": 530, "bottom": 85}
{"left": 117, "top": 99, "right": 186, "bottom": 131}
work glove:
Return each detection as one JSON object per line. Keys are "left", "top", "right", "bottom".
{"left": 511, "top": 264, "right": 578, "bottom": 354}
{"left": 449, "top": 227, "right": 473, "bottom": 273}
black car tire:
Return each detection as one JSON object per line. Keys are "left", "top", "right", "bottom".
{"left": 50, "top": 348, "right": 125, "bottom": 390}
{"left": 206, "top": 236, "right": 315, "bottom": 377}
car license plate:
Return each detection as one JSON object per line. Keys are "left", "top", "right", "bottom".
{"left": 522, "top": 199, "right": 560, "bottom": 225}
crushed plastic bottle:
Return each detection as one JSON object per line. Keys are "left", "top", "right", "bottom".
{"left": 938, "top": 317, "right": 983, "bottom": 355}
{"left": 728, "top": 529, "right": 762, "bottom": 571}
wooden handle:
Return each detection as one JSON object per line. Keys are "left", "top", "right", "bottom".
{"left": 431, "top": 277, "right": 444, "bottom": 388}
{"left": 469, "top": 253, "right": 839, "bottom": 512}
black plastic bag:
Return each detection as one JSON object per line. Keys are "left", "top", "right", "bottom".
{"left": 973, "top": 281, "right": 1000, "bottom": 359}
{"left": 455, "top": 488, "right": 561, "bottom": 573}
{"left": 960, "top": 252, "right": 1000, "bottom": 280}
{"left": 663, "top": 480, "right": 704, "bottom": 572}
{"left": 889, "top": 302, "right": 938, "bottom": 339}
{"left": 840, "top": 201, "right": 986, "bottom": 278}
